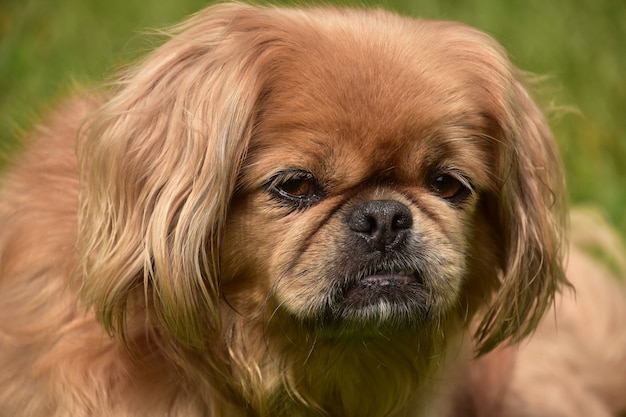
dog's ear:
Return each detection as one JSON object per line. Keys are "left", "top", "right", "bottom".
{"left": 77, "top": 4, "right": 281, "bottom": 348}
{"left": 475, "top": 72, "right": 568, "bottom": 354}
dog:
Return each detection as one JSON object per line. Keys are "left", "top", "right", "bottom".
{"left": 1, "top": 3, "right": 625, "bottom": 416}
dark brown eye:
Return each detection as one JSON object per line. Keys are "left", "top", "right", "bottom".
{"left": 431, "top": 174, "right": 463, "bottom": 199}
{"left": 278, "top": 177, "right": 318, "bottom": 198}
{"left": 266, "top": 170, "right": 324, "bottom": 209}
{"left": 429, "top": 171, "right": 472, "bottom": 203}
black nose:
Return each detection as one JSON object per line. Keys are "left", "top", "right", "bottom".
{"left": 347, "top": 200, "right": 413, "bottom": 252}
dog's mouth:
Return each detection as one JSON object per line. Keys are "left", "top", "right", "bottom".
{"left": 359, "top": 269, "right": 420, "bottom": 287}
{"left": 289, "top": 258, "right": 447, "bottom": 335}
{"left": 340, "top": 265, "right": 426, "bottom": 311}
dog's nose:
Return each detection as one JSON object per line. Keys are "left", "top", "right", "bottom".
{"left": 347, "top": 200, "right": 413, "bottom": 251}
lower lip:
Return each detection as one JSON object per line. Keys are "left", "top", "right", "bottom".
{"left": 360, "top": 273, "right": 418, "bottom": 287}
{"left": 342, "top": 273, "right": 422, "bottom": 302}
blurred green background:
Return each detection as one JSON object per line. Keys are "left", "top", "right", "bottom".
{"left": 1, "top": 0, "right": 624, "bottom": 236}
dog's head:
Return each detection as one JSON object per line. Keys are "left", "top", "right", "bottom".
{"left": 78, "top": 0, "right": 565, "bottom": 386}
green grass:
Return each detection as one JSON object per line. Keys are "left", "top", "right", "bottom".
{"left": 1, "top": 0, "right": 625, "bottom": 236}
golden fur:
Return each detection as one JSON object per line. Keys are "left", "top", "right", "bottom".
{"left": 0, "top": 3, "right": 625, "bottom": 416}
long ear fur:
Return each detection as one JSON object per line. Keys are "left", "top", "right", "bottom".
{"left": 77, "top": 3, "right": 282, "bottom": 348}
{"left": 476, "top": 71, "right": 568, "bottom": 353}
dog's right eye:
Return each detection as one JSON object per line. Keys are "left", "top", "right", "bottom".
{"left": 266, "top": 170, "right": 324, "bottom": 209}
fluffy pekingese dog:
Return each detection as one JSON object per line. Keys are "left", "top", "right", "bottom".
{"left": 1, "top": 3, "right": 625, "bottom": 416}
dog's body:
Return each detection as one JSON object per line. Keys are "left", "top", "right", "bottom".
{"left": 1, "top": 4, "right": 625, "bottom": 416}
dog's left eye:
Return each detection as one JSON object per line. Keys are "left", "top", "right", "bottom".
{"left": 266, "top": 170, "right": 324, "bottom": 208}
{"left": 428, "top": 171, "right": 473, "bottom": 204}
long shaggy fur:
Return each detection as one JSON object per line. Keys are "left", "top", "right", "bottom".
{"left": 1, "top": 3, "right": 625, "bottom": 417}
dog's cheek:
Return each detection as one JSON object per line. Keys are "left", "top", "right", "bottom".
{"left": 406, "top": 203, "right": 480, "bottom": 311}
{"left": 220, "top": 194, "right": 335, "bottom": 316}
{"left": 268, "top": 220, "right": 346, "bottom": 319}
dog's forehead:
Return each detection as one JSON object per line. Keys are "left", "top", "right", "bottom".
{"left": 241, "top": 13, "right": 510, "bottom": 190}
{"left": 254, "top": 13, "right": 510, "bottom": 124}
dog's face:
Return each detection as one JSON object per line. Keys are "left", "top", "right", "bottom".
{"left": 221, "top": 35, "right": 500, "bottom": 337}
{"left": 79, "top": 4, "right": 566, "bottom": 361}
